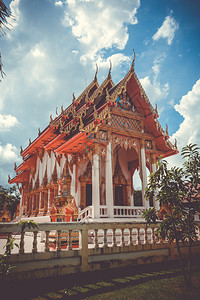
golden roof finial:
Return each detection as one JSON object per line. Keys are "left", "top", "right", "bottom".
{"left": 61, "top": 105, "right": 64, "bottom": 114}
{"left": 155, "top": 103, "right": 158, "bottom": 114}
{"left": 108, "top": 60, "right": 112, "bottom": 79}
{"left": 130, "top": 49, "right": 136, "bottom": 71}
{"left": 8, "top": 175, "right": 11, "bottom": 182}
{"left": 20, "top": 146, "right": 23, "bottom": 154}
{"left": 56, "top": 107, "right": 58, "bottom": 115}
{"left": 166, "top": 124, "right": 169, "bottom": 136}
{"left": 38, "top": 128, "right": 41, "bottom": 136}
{"left": 50, "top": 114, "right": 53, "bottom": 123}
{"left": 72, "top": 92, "right": 76, "bottom": 103}
{"left": 14, "top": 162, "right": 17, "bottom": 170}
{"left": 94, "top": 64, "right": 98, "bottom": 81}
{"left": 175, "top": 138, "right": 177, "bottom": 149}
{"left": 29, "top": 138, "right": 31, "bottom": 146}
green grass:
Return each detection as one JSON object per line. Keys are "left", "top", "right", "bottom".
{"left": 30, "top": 270, "right": 200, "bottom": 300}
{"left": 83, "top": 272, "right": 200, "bottom": 300}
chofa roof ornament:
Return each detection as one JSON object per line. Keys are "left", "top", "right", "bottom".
{"left": 130, "top": 49, "right": 136, "bottom": 72}
{"left": 94, "top": 64, "right": 98, "bottom": 82}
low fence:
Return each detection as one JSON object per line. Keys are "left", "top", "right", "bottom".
{"left": 0, "top": 221, "right": 200, "bottom": 281}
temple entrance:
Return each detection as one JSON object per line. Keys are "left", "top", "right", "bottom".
{"left": 114, "top": 185, "right": 126, "bottom": 206}
{"left": 86, "top": 183, "right": 92, "bottom": 207}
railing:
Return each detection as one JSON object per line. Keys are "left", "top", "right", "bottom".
{"left": 100, "top": 205, "right": 108, "bottom": 217}
{"left": 0, "top": 221, "right": 199, "bottom": 280}
{"left": 78, "top": 206, "right": 93, "bottom": 221}
{"left": 113, "top": 206, "right": 145, "bottom": 217}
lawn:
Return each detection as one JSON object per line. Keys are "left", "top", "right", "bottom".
{"left": 29, "top": 269, "right": 200, "bottom": 300}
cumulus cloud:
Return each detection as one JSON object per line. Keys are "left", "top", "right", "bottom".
{"left": 63, "top": 0, "right": 140, "bottom": 63}
{"left": 167, "top": 79, "right": 200, "bottom": 167}
{"left": 55, "top": 1, "right": 63, "bottom": 6}
{"left": 7, "top": 0, "right": 21, "bottom": 32}
{"left": 173, "top": 79, "right": 200, "bottom": 148}
{"left": 0, "top": 143, "right": 20, "bottom": 163}
{"left": 140, "top": 54, "right": 169, "bottom": 104}
{"left": 0, "top": 114, "right": 19, "bottom": 131}
{"left": 153, "top": 15, "right": 179, "bottom": 45}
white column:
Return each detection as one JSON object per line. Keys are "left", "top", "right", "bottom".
{"left": 152, "top": 157, "right": 160, "bottom": 210}
{"left": 106, "top": 142, "right": 114, "bottom": 218}
{"left": 140, "top": 141, "right": 149, "bottom": 209}
{"left": 71, "top": 163, "right": 76, "bottom": 197}
{"left": 92, "top": 153, "right": 100, "bottom": 218}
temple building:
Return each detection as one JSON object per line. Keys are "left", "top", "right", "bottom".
{"left": 9, "top": 55, "right": 178, "bottom": 222}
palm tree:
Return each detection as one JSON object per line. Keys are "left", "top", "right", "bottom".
{"left": 0, "top": 0, "right": 11, "bottom": 79}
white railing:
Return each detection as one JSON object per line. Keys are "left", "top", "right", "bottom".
{"left": 100, "top": 205, "right": 108, "bottom": 217}
{"left": 0, "top": 221, "right": 199, "bottom": 280}
{"left": 78, "top": 206, "right": 93, "bottom": 221}
{"left": 113, "top": 206, "right": 145, "bottom": 218}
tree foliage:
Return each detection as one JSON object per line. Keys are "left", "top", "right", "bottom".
{"left": 143, "top": 144, "right": 200, "bottom": 288}
{"left": 0, "top": 0, "right": 12, "bottom": 79}
{"left": 0, "top": 185, "right": 20, "bottom": 221}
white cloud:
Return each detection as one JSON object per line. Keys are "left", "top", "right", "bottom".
{"left": 0, "top": 143, "right": 20, "bottom": 163}
{"left": 153, "top": 16, "right": 179, "bottom": 45}
{"left": 55, "top": 1, "right": 63, "bottom": 6}
{"left": 63, "top": 0, "right": 140, "bottom": 63}
{"left": 173, "top": 79, "right": 200, "bottom": 148}
{"left": 7, "top": 0, "right": 21, "bottom": 31}
{"left": 167, "top": 79, "right": 200, "bottom": 167}
{"left": 140, "top": 76, "right": 169, "bottom": 104}
{"left": 0, "top": 114, "right": 19, "bottom": 131}
{"left": 140, "top": 54, "right": 169, "bottom": 104}
{"left": 31, "top": 45, "right": 45, "bottom": 58}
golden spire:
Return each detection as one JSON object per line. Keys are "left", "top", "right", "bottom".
{"left": 130, "top": 49, "right": 136, "bottom": 71}
{"left": 94, "top": 64, "right": 98, "bottom": 81}
{"left": 108, "top": 60, "right": 112, "bottom": 79}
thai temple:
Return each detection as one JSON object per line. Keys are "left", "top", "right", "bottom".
{"left": 9, "top": 54, "right": 178, "bottom": 223}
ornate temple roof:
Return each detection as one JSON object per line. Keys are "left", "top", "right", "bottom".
{"left": 9, "top": 53, "right": 178, "bottom": 184}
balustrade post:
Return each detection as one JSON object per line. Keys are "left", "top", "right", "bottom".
{"left": 32, "top": 231, "right": 38, "bottom": 253}
{"left": 145, "top": 228, "right": 149, "bottom": 244}
{"left": 81, "top": 225, "right": 89, "bottom": 271}
{"left": 68, "top": 230, "right": 72, "bottom": 250}
{"left": 152, "top": 227, "right": 156, "bottom": 244}
{"left": 45, "top": 231, "right": 50, "bottom": 252}
{"left": 121, "top": 228, "right": 125, "bottom": 247}
{"left": 129, "top": 228, "right": 133, "bottom": 245}
{"left": 137, "top": 228, "right": 141, "bottom": 245}
{"left": 57, "top": 230, "right": 61, "bottom": 251}
{"left": 113, "top": 228, "right": 117, "bottom": 247}
{"left": 104, "top": 229, "right": 108, "bottom": 248}
{"left": 19, "top": 232, "right": 25, "bottom": 254}
{"left": 94, "top": 229, "right": 99, "bottom": 249}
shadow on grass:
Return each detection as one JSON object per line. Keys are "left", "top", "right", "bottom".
{"left": 1, "top": 261, "right": 200, "bottom": 300}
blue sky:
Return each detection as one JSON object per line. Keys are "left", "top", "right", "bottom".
{"left": 0, "top": 0, "right": 200, "bottom": 185}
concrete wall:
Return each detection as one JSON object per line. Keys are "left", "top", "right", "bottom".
{"left": 0, "top": 221, "right": 200, "bottom": 281}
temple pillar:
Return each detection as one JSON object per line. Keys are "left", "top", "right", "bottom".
{"left": 43, "top": 188, "right": 48, "bottom": 215}
{"left": 106, "top": 142, "right": 114, "bottom": 218}
{"left": 151, "top": 153, "right": 160, "bottom": 210}
{"left": 71, "top": 155, "right": 77, "bottom": 202}
{"left": 140, "top": 139, "right": 149, "bottom": 209}
{"left": 92, "top": 147, "right": 100, "bottom": 218}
